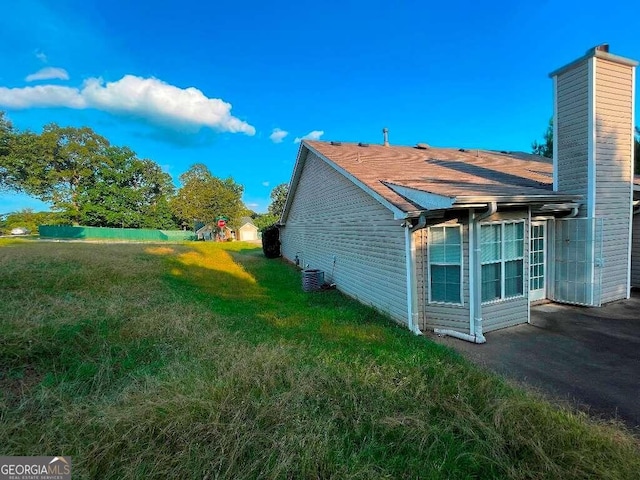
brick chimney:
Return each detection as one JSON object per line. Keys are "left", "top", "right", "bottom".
{"left": 550, "top": 45, "right": 637, "bottom": 303}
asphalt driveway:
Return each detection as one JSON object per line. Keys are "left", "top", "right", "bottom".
{"left": 431, "top": 292, "right": 640, "bottom": 429}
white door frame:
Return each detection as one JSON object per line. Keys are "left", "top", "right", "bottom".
{"left": 529, "top": 221, "right": 547, "bottom": 302}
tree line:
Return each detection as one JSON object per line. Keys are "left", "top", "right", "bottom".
{"left": 0, "top": 111, "right": 288, "bottom": 232}
{"left": 532, "top": 119, "right": 640, "bottom": 174}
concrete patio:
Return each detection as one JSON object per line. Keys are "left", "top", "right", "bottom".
{"left": 431, "top": 292, "right": 640, "bottom": 430}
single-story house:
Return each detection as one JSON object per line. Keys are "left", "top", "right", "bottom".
{"left": 237, "top": 217, "right": 259, "bottom": 241}
{"left": 279, "top": 45, "right": 638, "bottom": 343}
{"left": 196, "top": 223, "right": 233, "bottom": 241}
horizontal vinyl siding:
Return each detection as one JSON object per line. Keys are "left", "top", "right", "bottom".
{"left": 483, "top": 297, "right": 528, "bottom": 332}
{"left": 481, "top": 210, "right": 530, "bottom": 332}
{"left": 420, "top": 215, "right": 471, "bottom": 333}
{"left": 280, "top": 151, "right": 408, "bottom": 324}
{"left": 594, "top": 58, "right": 634, "bottom": 303}
{"left": 414, "top": 229, "right": 428, "bottom": 328}
{"left": 556, "top": 60, "right": 590, "bottom": 217}
{"left": 632, "top": 214, "right": 640, "bottom": 287}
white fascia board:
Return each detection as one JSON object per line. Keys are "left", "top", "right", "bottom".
{"left": 588, "top": 56, "right": 596, "bottom": 219}
{"left": 279, "top": 143, "right": 307, "bottom": 224}
{"left": 383, "top": 182, "right": 455, "bottom": 210}
{"left": 304, "top": 143, "right": 408, "bottom": 220}
{"left": 588, "top": 56, "right": 596, "bottom": 299}
{"left": 552, "top": 75, "right": 558, "bottom": 191}
{"left": 627, "top": 65, "right": 636, "bottom": 298}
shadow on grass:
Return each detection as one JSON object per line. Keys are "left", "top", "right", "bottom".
{"left": 149, "top": 243, "right": 458, "bottom": 364}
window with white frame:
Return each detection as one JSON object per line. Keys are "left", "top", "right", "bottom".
{"left": 428, "top": 225, "right": 462, "bottom": 304}
{"left": 480, "top": 221, "right": 524, "bottom": 302}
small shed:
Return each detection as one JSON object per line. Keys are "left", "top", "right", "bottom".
{"left": 237, "top": 218, "right": 259, "bottom": 241}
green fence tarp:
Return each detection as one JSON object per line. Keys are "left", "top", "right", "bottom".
{"left": 39, "top": 225, "right": 195, "bottom": 241}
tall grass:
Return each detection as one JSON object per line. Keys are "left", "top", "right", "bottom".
{"left": 1, "top": 240, "right": 638, "bottom": 479}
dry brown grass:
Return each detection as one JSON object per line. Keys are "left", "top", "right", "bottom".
{"left": 1, "top": 240, "right": 638, "bottom": 479}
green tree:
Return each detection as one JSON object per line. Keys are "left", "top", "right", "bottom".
{"left": 39, "top": 125, "right": 111, "bottom": 221}
{"left": 171, "top": 164, "right": 245, "bottom": 228}
{"left": 267, "top": 183, "right": 289, "bottom": 217}
{"left": 0, "top": 112, "right": 32, "bottom": 193}
{"left": 253, "top": 213, "right": 279, "bottom": 231}
{"left": 531, "top": 118, "right": 553, "bottom": 158}
{"left": 4, "top": 123, "right": 111, "bottom": 222}
{"left": 0, "top": 112, "right": 13, "bottom": 189}
{"left": 78, "top": 146, "right": 177, "bottom": 228}
{"left": 533, "top": 119, "right": 640, "bottom": 173}
{"left": 1, "top": 209, "right": 67, "bottom": 234}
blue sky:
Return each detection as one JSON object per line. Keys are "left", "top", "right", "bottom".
{"left": 1, "top": 0, "right": 638, "bottom": 214}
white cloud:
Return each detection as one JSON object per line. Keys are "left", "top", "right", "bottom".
{"left": 0, "top": 85, "right": 85, "bottom": 109}
{"left": 34, "top": 51, "right": 48, "bottom": 63}
{"left": 0, "top": 75, "right": 255, "bottom": 135}
{"left": 25, "top": 67, "right": 69, "bottom": 82}
{"left": 81, "top": 76, "right": 255, "bottom": 134}
{"left": 269, "top": 127, "right": 288, "bottom": 143}
{"left": 247, "top": 202, "right": 259, "bottom": 208}
{"left": 294, "top": 130, "right": 324, "bottom": 143}
{"left": 262, "top": 181, "right": 270, "bottom": 187}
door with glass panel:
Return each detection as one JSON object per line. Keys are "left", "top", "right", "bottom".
{"left": 529, "top": 221, "right": 546, "bottom": 301}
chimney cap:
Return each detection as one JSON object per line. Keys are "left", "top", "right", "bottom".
{"left": 549, "top": 44, "right": 638, "bottom": 78}
{"left": 589, "top": 43, "right": 609, "bottom": 54}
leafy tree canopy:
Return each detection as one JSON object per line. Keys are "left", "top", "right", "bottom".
{"left": 0, "top": 111, "right": 178, "bottom": 228}
{"left": 171, "top": 163, "right": 245, "bottom": 228}
{"left": 635, "top": 127, "right": 640, "bottom": 175}
{"left": 531, "top": 118, "right": 553, "bottom": 158}
{"left": 253, "top": 213, "right": 279, "bottom": 231}
{"left": 78, "top": 146, "right": 177, "bottom": 228}
{"left": 533, "top": 119, "right": 640, "bottom": 173}
{"left": 267, "top": 183, "right": 288, "bottom": 218}
{"left": 0, "top": 209, "right": 67, "bottom": 235}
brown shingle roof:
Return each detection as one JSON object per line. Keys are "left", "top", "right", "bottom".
{"left": 304, "top": 140, "right": 566, "bottom": 213}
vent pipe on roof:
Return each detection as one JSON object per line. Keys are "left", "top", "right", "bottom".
{"left": 382, "top": 127, "right": 389, "bottom": 147}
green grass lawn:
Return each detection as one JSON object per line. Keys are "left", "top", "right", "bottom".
{"left": 1, "top": 239, "right": 639, "bottom": 479}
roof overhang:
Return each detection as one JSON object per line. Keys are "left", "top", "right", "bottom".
{"left": 452, "top": 193, "right": 581, "bottom": 205}
{"left": 383, "top": 182, "right": 455, "bottom": 210}
{"left": 280, "top": 142, "right": 409, "bottom": 224}
{"left": 385, "top": 183, "right": 581, "bottom": 216}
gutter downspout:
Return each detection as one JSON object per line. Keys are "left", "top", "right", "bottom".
{"left": 434, "top": 202, "right": 496, "bottom": 344}
{"left": 565, "top": 206, "right": 579, "bottom": 218}
{"left": 405, "top": 213, "right": 427, "bottom": 335}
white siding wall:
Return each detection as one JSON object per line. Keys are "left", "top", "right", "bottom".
{"left": 238, "top": 224, "right": 258, "bottom": 241}
{"left": 480, "top": 210, "right": 530, "bottom": 333}
{"left": 280, "top": 151, "right": 408, "bottom": 324}
{"left": 415, "top": 215, "right": 471, "bottom": 333}
{"left": 632, "top": 213, "right": 640, "bottom": 288}
{"left": 556, "top": 60, "right": 590, "bottom": 215}
{"left": 594, "top": 58, "right": 634, "bottom": 302}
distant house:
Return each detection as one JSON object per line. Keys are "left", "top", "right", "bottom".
{"left": 237, "top": 217, "right": 259, "bottom": 242}
{"left": 279, "top": 45, "right": 638, "bottom": 343}
{"left": 196, "top": 223, "right": 233, "bottom": 241}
